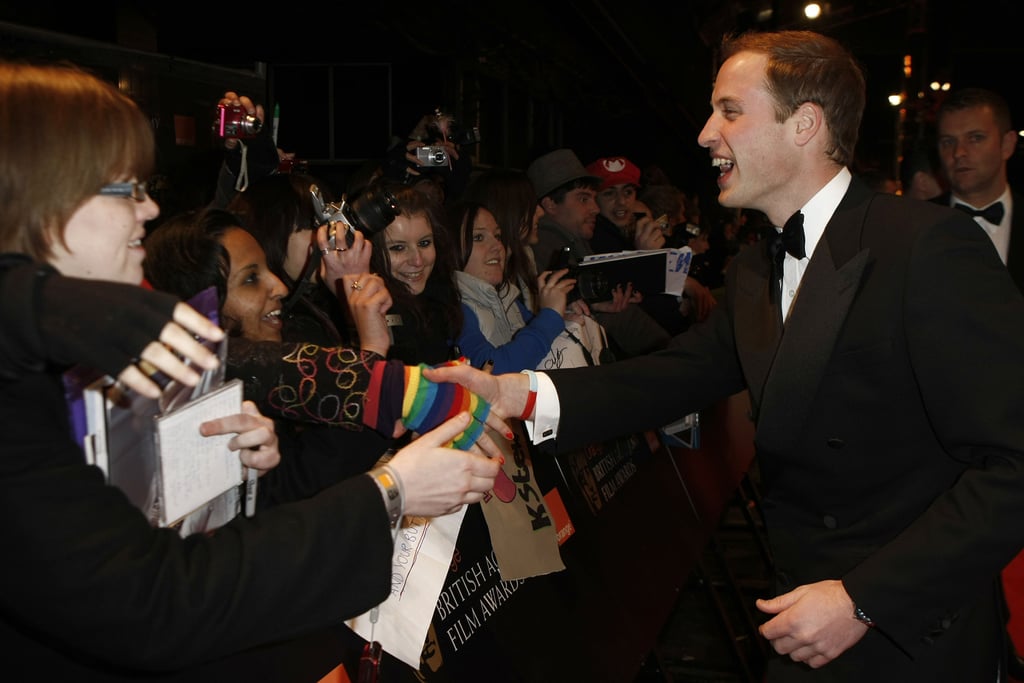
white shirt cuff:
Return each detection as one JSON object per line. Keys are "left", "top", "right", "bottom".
{"left": 524, "top": 371, "right": 560, "bottom": 444}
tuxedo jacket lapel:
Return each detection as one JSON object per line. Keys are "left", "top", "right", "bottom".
{"left": 754, "top": 184, "right": 873, "bottom": 454}
{"left": 733, "top": 240, "right": 783, "bottom": 420}
{"left": 1008, "top": 190, "right": 1024, "bottom": 292}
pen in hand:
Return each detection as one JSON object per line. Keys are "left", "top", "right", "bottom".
{"left": 244, "top": 466, "right": 258, "bottom": 517}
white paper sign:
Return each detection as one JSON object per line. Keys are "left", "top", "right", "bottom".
{"left": 346, "top": 507, "right": 467, "bottom": 669}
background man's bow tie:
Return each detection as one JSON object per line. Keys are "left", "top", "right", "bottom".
{"left": 954, "top": 201, "right": 1004, "bottom": 225}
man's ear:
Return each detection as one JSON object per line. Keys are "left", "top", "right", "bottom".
{"left": 1002, "top": 129, "right": 1018, "bottom": 162}
{"left": 792, "top": 102, "right": 824, "bottom": 147}
{"left": 539, "top": 195, "right": 556, "bottom": 214}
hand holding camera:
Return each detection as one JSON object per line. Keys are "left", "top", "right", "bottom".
{"left": 214, "top": 91, "right": 264, "bottom": 148}
{"left": 548, "top": 247, "right": 612, "bottom": 304}
{"left": 404, "top": 139, "right": 458, "bottom": 174}
{"left": 536, "top": 269, "right": 578, "bottom": 317}
{"left": 315, "top": 223, "right": 372, "bottom": 298}
{"left": 633, "top": 213, "right": 668, "bottom": 251}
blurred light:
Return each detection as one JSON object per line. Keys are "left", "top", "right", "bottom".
{"left": 888, "top": 94, "right": 903, "bottom": 107}
{"left": 804, "top": 3, "right": 822, "bottom": 19}
{"left": 941, "top": 82, "right": 951, "bottom": 91}
{"left": 903, "top": 55, "right": 912, "bottom": 79}
{"left": 930, "top": 81, "right": 941, "bottom": 91}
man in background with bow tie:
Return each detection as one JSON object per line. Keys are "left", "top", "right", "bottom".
{"left": 936, "top": 87, "right": 1024, "bottom": 681}
{"left": 429, "top": 29, "right": 1024, "bottom": 681}
{"left": 935, "top": 87, "right": 1024, "bottom": 293}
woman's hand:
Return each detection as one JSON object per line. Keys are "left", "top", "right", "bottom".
{"left": 340, "top": 272, "right": 392, "bottom": 357}
{"left": 589, "top": 283, "right": 642, "bottom": 313}
{"left": 422, "top": 364, "right": 530, "bottom": 425}
{"left": 316, "top": 223, "right": 373, "bottom": 296}
{"left": 536, "top": 268, "right": 577, "bottom": 316}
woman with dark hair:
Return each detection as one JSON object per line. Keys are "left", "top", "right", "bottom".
{"left": 364, "top": 180, "right": 464, "bottom": 365}
{"left": 144, "top": 206, "right": 497, "bottom": 445}
{"left": 449, "top": 200, "right": 577, "bottom": 373}
{"left": 144, "top": 207, "right": 392, "bottom": 508}
{"left": 461, "top": 167, "right": 545, "bottom": 310}
{"left": 226, "top": 172, "right": 369, "bottom": 346}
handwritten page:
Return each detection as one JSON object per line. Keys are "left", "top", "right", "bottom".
{"left": 154, "top": 379, "right": 244, "bottom": 526}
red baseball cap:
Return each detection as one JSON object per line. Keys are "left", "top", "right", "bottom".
{"left": 586, "top": 157, "right": 641, "bottom": 190}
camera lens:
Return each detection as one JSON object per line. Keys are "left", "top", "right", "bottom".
{"left": 576, "top": 270, "right": 611, "bottom": 303}
{"left": 345, "top": 188, "right": 400, "bottom": 235}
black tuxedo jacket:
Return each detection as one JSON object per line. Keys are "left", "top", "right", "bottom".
{"left": 933, "top": 190, "right": 1024, "bottom": 292}
{"left": 547, "top": 179, "right": 1024, "bottom": 681}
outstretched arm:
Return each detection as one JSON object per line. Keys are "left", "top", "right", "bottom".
{"left": 0, "top": 258, "right": 222, "bottom": 397}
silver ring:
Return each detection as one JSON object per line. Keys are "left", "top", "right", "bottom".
{"left": 321, "top": 248, "right": 330, "bottom": 255}
{"left": 350, "top": 280, "right": 363, "bottom": 291}
{"left": 335, "top": 246, "right": 348, "bottom": 252}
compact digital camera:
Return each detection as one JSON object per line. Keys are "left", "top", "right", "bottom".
{"left": 416, "top": 146, "right": 449, "bottom": 166}
{"left": 213, "top": 104, "right": 262, "bottom": 139}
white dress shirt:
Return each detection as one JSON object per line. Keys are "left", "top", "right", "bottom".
{"left": 950, "top": 186, "right": 1013, "bottom": 266}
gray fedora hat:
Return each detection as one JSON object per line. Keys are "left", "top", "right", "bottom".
{"left": 526, "top": 149, "right": 601, "bottom": 199}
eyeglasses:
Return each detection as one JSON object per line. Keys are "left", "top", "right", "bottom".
{"left": 98, "top": 181, "right": 149, "bottom": 202}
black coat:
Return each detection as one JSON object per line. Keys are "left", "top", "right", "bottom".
{"left": 546, "top": 180, "right": 1024, "bottom": 681}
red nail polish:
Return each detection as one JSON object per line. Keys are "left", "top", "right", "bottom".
{"left": 505, "top": 430, "right": 514, "bottom": 440}
{"left": 499, "top": 456, "right": 506, "bottom": 465}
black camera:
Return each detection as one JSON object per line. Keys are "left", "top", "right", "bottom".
{"left": 213, "top": 104, "right": 262, "bottom": 139}
{"left": 549, "top": 247, "right": 611, "bottom": 303}
{"left": 447, "top": 122, "right": 481, "bottom": 146}
{"left": 428, "top": 109, "right": 481, "bottom": 146}
{"left": 416, "top": 146, "right": 448, "bottom": 166}
{"left": 310, "top": 184, "right": 400, "bottom": 249}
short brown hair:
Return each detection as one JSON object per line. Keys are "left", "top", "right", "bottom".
{"left": 721, "top": 31, "right": 865, "bottom": 166}
{"left": 938, "top": 87, "right": 1014, "bottom": 133}
{"left": 0, "top": 61, "right": 155, "bottom": 260}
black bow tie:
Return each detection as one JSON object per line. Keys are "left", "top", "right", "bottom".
{"left": 767, "top": 211, "right": 806, "bottom": 303}
{"left": 954, "top": 201, "right": 1004, "bottom": 225}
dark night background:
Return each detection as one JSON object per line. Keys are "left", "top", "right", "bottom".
{"left": 2, "top": 0, "right": 1022, "bottom": 219}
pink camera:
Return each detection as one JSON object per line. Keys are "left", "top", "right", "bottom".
{"left": 213, "top": 104, "right": 262, "bottom": 139}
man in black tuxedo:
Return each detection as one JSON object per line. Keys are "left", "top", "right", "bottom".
{"left": 431, "top": 30, "right": 1024, "bottom": 681}
{"left": 936, "top": 87, "right": 1024, "bottom": 679}
{"left": 935, "top": 87, "right": 1024, "bottom": 292}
